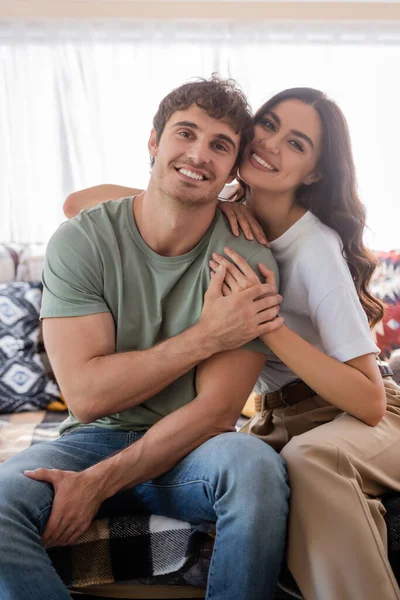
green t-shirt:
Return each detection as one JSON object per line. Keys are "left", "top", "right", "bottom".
{"left": 41, "top": 197, "right": 279, "bottom": 434}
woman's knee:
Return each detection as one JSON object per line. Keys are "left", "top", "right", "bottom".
{"left": 281, "top": 435, "right": 342, "bottom": 493}
{"left": 282, "top": 434, "right": 334, "bottom": 462}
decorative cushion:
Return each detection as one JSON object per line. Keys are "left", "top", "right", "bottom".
{"left": 390, "top": 350, "right": 400, "bottom": 386}
{"left": 0, "top": 243, "right": 19, "bottom": 283}
{"left": 371, "top": 250, "right": 400, "bottom": 359}
{"left": 0, "top": 281, "right": 62, "bottom": 412}
{"left": 15, "top": 244, "right": 47, "bottom": 282}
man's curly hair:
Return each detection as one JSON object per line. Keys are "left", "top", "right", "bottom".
{"left": 151, "top": 75, "right": 254, "bottom": 170}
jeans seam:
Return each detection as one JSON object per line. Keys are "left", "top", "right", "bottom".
{"left": 32, "top": 502, "right": 53, "bottom": 527}
{"left": 206, "top": 518, "right": 221, "bottom": 600}
{"left": 141, "top": 479, "right": 215, "bottom": 492}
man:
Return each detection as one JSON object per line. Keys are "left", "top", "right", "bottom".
{"left": 0, "top": 77, "right": 289, "bottom": 600}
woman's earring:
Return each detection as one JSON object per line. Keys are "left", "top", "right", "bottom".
{"left": 305, "top": 175, "right": 317, "bottom": 186}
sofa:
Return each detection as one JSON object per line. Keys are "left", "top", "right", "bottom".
{"left": 0, "top": 242, "right": 399, "bottom": 599}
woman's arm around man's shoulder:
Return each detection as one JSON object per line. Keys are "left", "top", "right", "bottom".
{"left": 64, "top": 184, "right": 144, "bottom": 218}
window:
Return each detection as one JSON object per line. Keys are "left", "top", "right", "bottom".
{"left": 1, "top": 21, "right": 399, "bottom": 249}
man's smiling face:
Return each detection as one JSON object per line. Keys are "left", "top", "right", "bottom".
{"left": 148, "top": 104, "right": 240, "bottom": 208}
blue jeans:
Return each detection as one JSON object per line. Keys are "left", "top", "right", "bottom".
{"left": 0, "top": 427, "right": 289, "bottom": 600}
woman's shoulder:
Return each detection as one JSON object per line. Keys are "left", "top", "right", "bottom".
{"left": 293, "top": 213, "right": 354, "bottom": 286}
{"left": 296, "top": 212, "right": 343, "bottom": 260}
{"left": 273, "top": 211, "right": 342, "bottom": 258}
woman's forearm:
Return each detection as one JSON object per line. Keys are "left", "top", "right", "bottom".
{"left": 63, "top": 184, "right": 143, "bottom": 217}
{"left": 261, "top": 325, "right": 385, "bottom": 426}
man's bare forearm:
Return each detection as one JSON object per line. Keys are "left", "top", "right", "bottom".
{"left": 84, "top": 349, "right": 265, "bottom": 499}
{"left": 86, "top": 392, "right": 233, "bottom": 499}
{"left": 67, "top": 323, "right": 216, "bottom": 423}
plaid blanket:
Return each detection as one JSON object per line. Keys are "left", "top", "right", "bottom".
{"left": 48, "top": 514, "right": 204, "bottom": 588}
{"left": 0, "top": 411, "right": 209, "bottom": 590}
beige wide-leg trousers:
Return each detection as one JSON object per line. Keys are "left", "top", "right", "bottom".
{"left": 242, "top": 378, "right": 400, "bottom": 600}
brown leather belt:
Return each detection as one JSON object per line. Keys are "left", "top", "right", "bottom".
{"left": 255, "top": 362, "right": 394, "bottom": 412}
{"left": 255, "top": 380, "right": 317, "bottom": 411}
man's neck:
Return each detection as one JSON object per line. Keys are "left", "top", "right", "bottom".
{"left": 133, "top": 184, "right": 218, "bottom": 257}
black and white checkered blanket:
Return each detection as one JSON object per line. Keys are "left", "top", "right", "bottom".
{"left": 48, "top": 513, "right": 205, "bottom": 588}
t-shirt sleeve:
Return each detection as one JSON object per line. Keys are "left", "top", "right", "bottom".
{"left": 298, "top": 241, "right": 379, "bottom": 362}
{"left": 40, "top": 219, "right": 110, "bottom": 319}
{"left": 240, "top": 245, "right": 280, "bottom": 357}
{"left": 312, "top": 285, "right": 379, "bottom": 361}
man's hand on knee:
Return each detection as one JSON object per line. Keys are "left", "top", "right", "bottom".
{"left": 24, "top": 467, "right": 106, "bottom": 548}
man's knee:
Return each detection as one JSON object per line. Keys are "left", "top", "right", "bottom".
{"left": 214, "top": 431, "right": 284, "bottom": 467}
{"left": 0, "top": 467, "right": 53, "bottom": 525}
{"left": 214, "top": 432, "right": 289, "bottom": 502}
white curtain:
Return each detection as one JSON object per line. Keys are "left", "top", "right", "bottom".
{"left": 1, "top": 21, "right": 399, "bottom": 249}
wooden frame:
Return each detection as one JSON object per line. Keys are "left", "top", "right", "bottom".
{"left": 2, "top": 1, "right": 400, "bottom": 21}
{"left": 70, "top": 582, "right": 205, "bottom": 598}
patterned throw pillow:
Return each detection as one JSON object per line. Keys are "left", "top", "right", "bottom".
{"left": 371, "top": 250, "right": 400, "bottom": 359}
{"left": 16, "top": 244, "right": 47, "bottom": 282}
{"left": 0, "top": 243, "right": 19, "bottom": 283}
{"left": 0, "top": 281, "right": 62, "bottom": 412}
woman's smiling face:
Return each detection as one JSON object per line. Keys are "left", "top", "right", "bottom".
{"left": 239, "top": 99, "right": 323, "bottom": 195}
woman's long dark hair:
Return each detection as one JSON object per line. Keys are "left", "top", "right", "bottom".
{"left": 237, "top": 88, "right": 384, "bottom": 328}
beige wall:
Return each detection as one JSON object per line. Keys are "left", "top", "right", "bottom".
{"left": 2, "top": 1, "right": 400, "bottom": 21}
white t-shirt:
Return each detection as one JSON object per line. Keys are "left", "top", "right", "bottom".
{"left": 255, "top": 210, "right": 379, "bottom": 394}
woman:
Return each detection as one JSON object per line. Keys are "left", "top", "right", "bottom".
{"left": 64, "top": 88, "right": 400, "bottom": 600}
{"left": 209, "top": 88, "right": 400, "bottom": 600}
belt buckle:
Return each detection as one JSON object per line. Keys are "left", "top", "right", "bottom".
{"left": 377, "top": 359, "right": 393, "bottom": 378}
{"left": 263, "top": 391, "right": 284, "bottom": 410}
{"left": 280, "top": 379, "right": 302, "bottom": 407}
